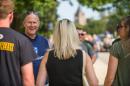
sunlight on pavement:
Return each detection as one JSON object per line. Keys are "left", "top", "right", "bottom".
{"left": 93, "top": 52, "right": 109, "bottom": 86}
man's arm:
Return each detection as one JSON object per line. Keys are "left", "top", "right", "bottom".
{"left": 21, "top": 62, "right": 35, "bottom": 86}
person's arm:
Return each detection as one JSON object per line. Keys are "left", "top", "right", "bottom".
{"left": 21, "top": 62, "right": 34, "bottom": 86}
{"left": 91, "top": 55, "right": 97, "bottom": 64}
{"left": 85, "top": 53, "right": 98, "bottom": 86}
{"left": 36, "top": 52, "right": 49, "bottom": 86}
{"left": 87, "top": 43, "right": 97, "bottom": 64}
{"left": 104, "top": 54, "right": 118, "bottom": 86}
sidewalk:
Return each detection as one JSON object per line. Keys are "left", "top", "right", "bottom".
{"left": 93, "top": 52, "right": 109, "bottom": 86}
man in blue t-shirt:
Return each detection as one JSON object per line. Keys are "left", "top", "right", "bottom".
{"left": 23, "top": 11, "right": 49, "bottom": 82}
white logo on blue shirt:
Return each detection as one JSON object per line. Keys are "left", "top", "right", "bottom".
{"left": 34, "top": 47, "right": 38, "bottom": 54}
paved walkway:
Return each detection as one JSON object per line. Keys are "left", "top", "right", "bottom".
{"left": 93, "top": 52, "right": 109, "bottom": 86}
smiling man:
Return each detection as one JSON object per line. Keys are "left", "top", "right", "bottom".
{"left": 23, "top": 11, "right": 49, "bottom": 84}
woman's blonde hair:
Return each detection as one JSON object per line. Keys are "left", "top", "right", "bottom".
{"left": 53, "top": 19, "right": 80, "bottom": 60}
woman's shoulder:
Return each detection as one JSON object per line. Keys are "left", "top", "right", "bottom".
{"left": 111, "top": 38, "right": 122, "bottom": 51}
{"left": 112, "top": 38, "right": 121, "bottom": 45}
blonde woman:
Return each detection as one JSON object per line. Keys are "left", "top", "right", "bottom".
{"left": 36, "top": 19, "right": 98, "bottom": 86}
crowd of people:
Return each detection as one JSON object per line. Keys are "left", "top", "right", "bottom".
{"left": 0, "top": 0, "right": 130, "bottom": 86}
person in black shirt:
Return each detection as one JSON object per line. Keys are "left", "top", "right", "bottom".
{"left": 36, "top": 19, "right": 98, "bottom": 86}
{"left": 0, "top": 0, "right": 36, "bottom": 86}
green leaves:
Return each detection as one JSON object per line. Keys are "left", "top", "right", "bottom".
{"left": 77, "top": 0, "right": 130, "bottom": 34}
{"left": 84, "top": 19, "right": 107, "bottom": 34}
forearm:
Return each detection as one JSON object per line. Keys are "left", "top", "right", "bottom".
{"left": 89, "top": 80, "right": 98, "bottom": 86}
{"left": 87, "top": 73, "right": 98, "bottom": 86}
{"left": 104, "top": 78, "right": 113, "bottom": 86}
{"left": 86, "top": 56, "right": 98, "bottom": 86}
{"left": 91, "top": 56, "right": 96, "bottom": 64}
{"left": 104, "top": 55, "right": 118, "bottom": 86}
{"left": 36, "top": 53, "right": 48, "bottom": 86}
{"left": 23, "top": 78, "right": 35, "bottom": 86}
{"left": 36, "top": 72, "right": 47, "bottom": 86}
{"left": 21, "top": 63, "right": 35, "bottom": 86}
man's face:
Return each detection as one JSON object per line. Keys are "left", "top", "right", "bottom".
{"left": 23, "top": 14, "right": 40, "bottom": 36}
{"left": 77, "top": 30, "right": 85, "bottom": 41}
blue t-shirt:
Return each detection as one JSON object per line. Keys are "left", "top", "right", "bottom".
{"left": 24, "top": 34, "right": 49, "bottom": 80}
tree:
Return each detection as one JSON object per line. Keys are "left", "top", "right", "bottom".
{"left": 78, "top": 0, "right": 130, "bottom": 14}
{"left": 78, "top": 0, "right": 130, "bottom": 34}
{"left": 84, "top": 18, "right": 107, "bottom": 34}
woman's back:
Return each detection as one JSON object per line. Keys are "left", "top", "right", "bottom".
{"left": 46, "top": 49, "right": 83, "bottom": 86}
{"left": 36, "top": 19, "right": 98, "bottom": 86}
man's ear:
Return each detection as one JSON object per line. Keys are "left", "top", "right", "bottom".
{"left": 9, "top": 12, "right": 14, "bottom": 24}
{"left": 23, "top": 20, "right": 25, "bottom": 27}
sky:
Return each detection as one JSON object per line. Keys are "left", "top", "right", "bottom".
{"left": 57, "top": 0, "right": 101, "bottom": 21}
